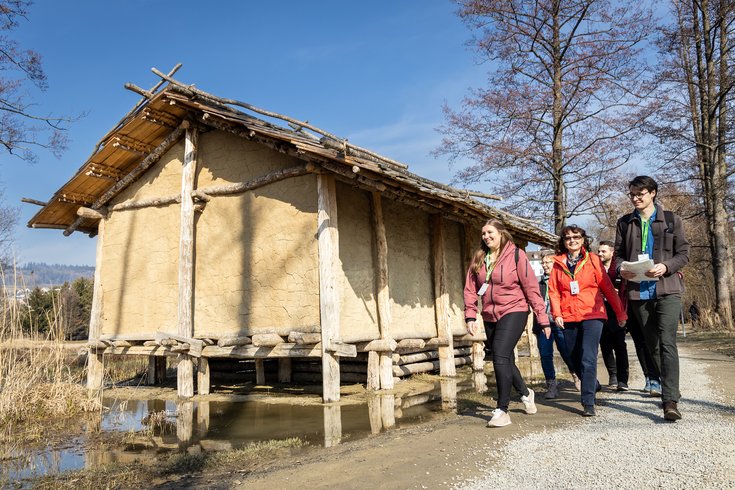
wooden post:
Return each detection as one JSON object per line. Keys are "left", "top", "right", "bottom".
{"left": 471, "top": 342, "right": 485, "bottom": 371}
{"left": 278, "top": 358, "right": 292, "bottom": 383}
{"left": 440, "top": 378, "right": 458, "bottom": 412}
{"left": 177, "top": 124, "right": 197, "bottom": 398}
{"left": 367, "top": 351, "right": 380, "bottom": 390}
{"left": 367, "top": 395, "right": 382, "bottom": 434}
{"left": 370, "top": 192, "right": 395, "bottom": 390}
{"left": 197, "top": 358, "right": 210, "bottom": 395}
{"left": 323, "top": 405, "right": 342, "bottom": 448}
{"left": 527, "top": 312, "right": 539, "bottom": 359}
{"left": 255, "top": 359, "right": 266, "bottom": 385}
{"left": 380, "top": 394, "right": 395, "bottom": 429}
{"left": 87, "top": 218, "right": 105, "bottom": 392}
{"left": 379, "top": 353, "right": 394, "bottom": 390}
{"left": 431, "top": 215, "right": 455, "bottom": 377}
{"left": 317, "top": 174, "right": 341, "bottom": 402}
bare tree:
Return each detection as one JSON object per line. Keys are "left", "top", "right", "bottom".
{"left": 436, "top": 0, "right": 655, "bottom": 234}
{"left": 650, "top": 0, "right": 735, "bottom": 328}
{"left": 0, "top": 0, "right": 71, "bottom": 162}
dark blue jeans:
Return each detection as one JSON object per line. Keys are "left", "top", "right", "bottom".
{"left": 563, "top": 320, "right": 603, "bottom": 407}
{"left": 484, "top": 311, "right": 530, "bottom": 412}
{"left": 536, "top": 325, "right": 574, "bottom": 380}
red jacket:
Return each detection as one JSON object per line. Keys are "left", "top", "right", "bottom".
{"left": 464, "top": 242, "right": 549, "bottom": 325}
{"left": 548, "top": 250, "right": 627, "bottom": 323}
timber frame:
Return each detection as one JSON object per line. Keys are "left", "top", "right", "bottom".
{"left": 28, "top": 67, "right": 557, "bottom": 402}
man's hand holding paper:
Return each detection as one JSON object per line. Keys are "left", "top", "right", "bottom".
{"left": 620, "top": 258, "right": 659, "bottom": 283}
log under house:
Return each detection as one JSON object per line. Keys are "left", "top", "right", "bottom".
{"left": 27, "top": 68, "right": 557, "bottom": 402}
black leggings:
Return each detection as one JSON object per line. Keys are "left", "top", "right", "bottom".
{"left": 484, "top": 311, "right": 530, "bottom": 412}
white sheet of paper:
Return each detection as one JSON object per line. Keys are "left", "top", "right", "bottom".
{"left": 620, "top": 259, "right": 658, "bottom": 283}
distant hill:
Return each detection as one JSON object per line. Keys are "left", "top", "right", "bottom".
{"left": 12, "top": 262, "right": 95, "bottom": 288}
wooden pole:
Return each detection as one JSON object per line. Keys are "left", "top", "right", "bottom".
{"left": 87, "top": 218, "right": 105, "bottom": 393}
{"left": 323, "top": 405, "right": 342, "bottom": 448}
{"left": 177, "top": 124, "right": 197, "bottom": 398}
{"left": 255, "top": 359, "right": 266, "bottom": 385}
{"left": 431, "top": 215, "right": 455, "bottom": 377}
{"left": 366, "top": 351, "right": 380, "bottom": 390}
{"left": 369, "top": 191, "right": 395, "bottom": 390}
{"left": 317, "top": 174, "right": 341, "bottom": 402}
{"left": 278, "top": 358, "right": 292, "bottom": 383}
{"left": 471, "top": 342, "right": 485, "bottom": 371}
{"left": 197, "top": 358, "right": 210, "bottom": 395}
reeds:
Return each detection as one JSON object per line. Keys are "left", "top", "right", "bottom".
{"left": 0, "top": 264, "right": 99, "bottom": 447}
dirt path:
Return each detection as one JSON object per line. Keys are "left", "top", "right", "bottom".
{"left": 201, "top": 341, "right": 734, "bottom": 490}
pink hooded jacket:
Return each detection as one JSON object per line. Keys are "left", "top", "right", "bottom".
{"left": 463, "top": 242, "right": 549, "bottom": 325}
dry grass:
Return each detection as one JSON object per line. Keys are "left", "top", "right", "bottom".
{"left": 0, "top": 270, "right": 101, "bottom": 457}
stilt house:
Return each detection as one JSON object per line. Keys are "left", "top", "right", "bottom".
{"left": 27, "top": 68, "right": 556, "bottom": 402}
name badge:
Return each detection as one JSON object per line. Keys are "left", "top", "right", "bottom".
{"left": 477, "top": 283, "right": 488, "bottom": 296}
{"left": 570, "top": 280, "right": 580, "bottom": 295}
{"left": 638, "top": 254, "right": 650, "bottom": 261}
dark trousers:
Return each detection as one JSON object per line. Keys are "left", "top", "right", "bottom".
{"left": 631, "top": 295, "right": 682, "bottom": 402}
{"left": 484, "top": 311, "right": 530, "bottom": 412}
{"left": 563, "top": 320, "right": 603, "bottom": 407}
{"left": 536, "top": 325, "right": 574, "bottom": 381}
{"left": 626, "top": 305, "right": 659, "bottom": 382}
{"left": 600, "top": 303, "right": 629, "bottom": 384}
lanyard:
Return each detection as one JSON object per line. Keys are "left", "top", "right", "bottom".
{"left": 561, "top": 250, "right": 589, "bottom": 280}
{"left": 484, "top": 252, "right": 497, "bottom": 283}
{"left": 641, "top": 218, "right": 651, "bottom": 251}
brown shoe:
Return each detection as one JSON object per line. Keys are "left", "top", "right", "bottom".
{"left": 663, "top": 401, "right": 682, "bottom": 421}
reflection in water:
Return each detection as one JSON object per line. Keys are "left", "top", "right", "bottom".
{"left": 7, "top": 358, "right": 557, "bottom": 483}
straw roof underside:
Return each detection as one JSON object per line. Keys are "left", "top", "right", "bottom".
{"left": 28, "top": 85, "right": 557, "bottom": 246}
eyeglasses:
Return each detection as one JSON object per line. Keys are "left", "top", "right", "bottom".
{"left": 627, "top": 190, "right": 650, "bottom": 200}
{"left": 563, "top": 235, "right": 583, "bottom": 242}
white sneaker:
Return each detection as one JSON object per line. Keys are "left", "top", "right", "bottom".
{"left": 521, "top": 388, "right": 537, "bottom": 414}
{"left": 487, "top": 408, "right": 512, "bottom": 427}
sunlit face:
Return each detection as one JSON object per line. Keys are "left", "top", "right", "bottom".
{"left": 598, "top": 244, "right": 613, "bottom": 263}
{"left": 628, "top": 186, "right": 656, "bottom": 211}
{"left": 563, "top": 231, "right": 584, "bottom": 254}
{"left": 481, "top": 224, "right": 502, "bottom": 251}
{"left": 541, "top": 256, "right": 554, "bottom": 275}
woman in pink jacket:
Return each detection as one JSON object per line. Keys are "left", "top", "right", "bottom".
{"left": 465, "top": 219, "right": 551, "bottom": 427}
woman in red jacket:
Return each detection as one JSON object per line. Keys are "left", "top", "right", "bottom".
{"left": 465, "top": 219, "right": 551, "bottom": 428}
{"left": 548, "top": 225, "right": 627, "bottom": 417}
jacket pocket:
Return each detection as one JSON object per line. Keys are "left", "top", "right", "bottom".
{"left": 663, "top": 232, "right": 674, "bottom": 252}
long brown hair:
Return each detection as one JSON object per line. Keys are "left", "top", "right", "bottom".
{"left": 471, "top": 219, "right": 514, "bottom": 273}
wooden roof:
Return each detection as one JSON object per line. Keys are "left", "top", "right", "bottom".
{"left": 27, "top": 73, "right": 557, "bottom": 246}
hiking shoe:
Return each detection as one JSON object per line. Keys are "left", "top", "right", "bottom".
{"left": 649, "top": 379, "right": 662, "bottom": 397}
{"left": 544, "top": 379, "right": 559, "bottom": 400}
{"left": 582, "top": 405, "right": 596, "bottom": 417}
{"left": 487, "top": 408, "right": 512, "bottom": 427}
{"left": 521, "top": 388, "right": 537, "bottom": 414}
{"left": 663, "top": 401, "right": 682, "bottom": 421}
{"left": 596, "top": 380, "right": 602, "bottom": 393}
{"left": 643, "top": 377, "right": 651, "bottom": 392}
{"left": 608, "top": 374, "right": 618, "bottom": 387}
{"left": 572, "top": 373, "right": 581, "bottom": 392}
{"left": 617, "top": 382, "right": 629, "bottom": 392}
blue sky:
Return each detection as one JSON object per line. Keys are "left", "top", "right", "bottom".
{"left": 0, "top": 0, "right": 490, "bottom": 266}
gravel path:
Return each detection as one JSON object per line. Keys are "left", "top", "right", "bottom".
{"left": 458, "top": 348, "right": 735, "bottom": 489}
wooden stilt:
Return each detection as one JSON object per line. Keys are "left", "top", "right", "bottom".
{"left": 526, "top": 311, "right": 539, "bottom": 359}
{"left": 197, "top": 357, "right": 210, "bottom": 395}
{"left": 177, "top": 124, "right": 198, "bottom": 398}
{"left": 278, "top": 358, "right": 292, "bottom": 383}
{"left": 379, "top": 352, "right": 394, "bottom": 389}
{"left": 380, "top": 394, "right": 396, "bottom": 429}
{"left": 440, "top": 378, "right": 458, "bottom": 412}
{"left": 87, "top": 218, "right": 106, "bottom": 393}
{"left": 317, "top": 174, "right": 341, "bottom": 402}
{"left": 367, "top": 395, "right": 382, "bottom": 434}
{"left": 366, "top": 351, "right": 380, "bottom": 390}
{"left": 471, "top": 341, "right": 485, "bottom": 372}
{"left": 255, "top": 359, "right": 266, "bottom": 385}
{"left": 323, "top": 405, "right": 342, "bottom": 448}
{"left": 431, "top": 215, "right": 455, "bottom": 377}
